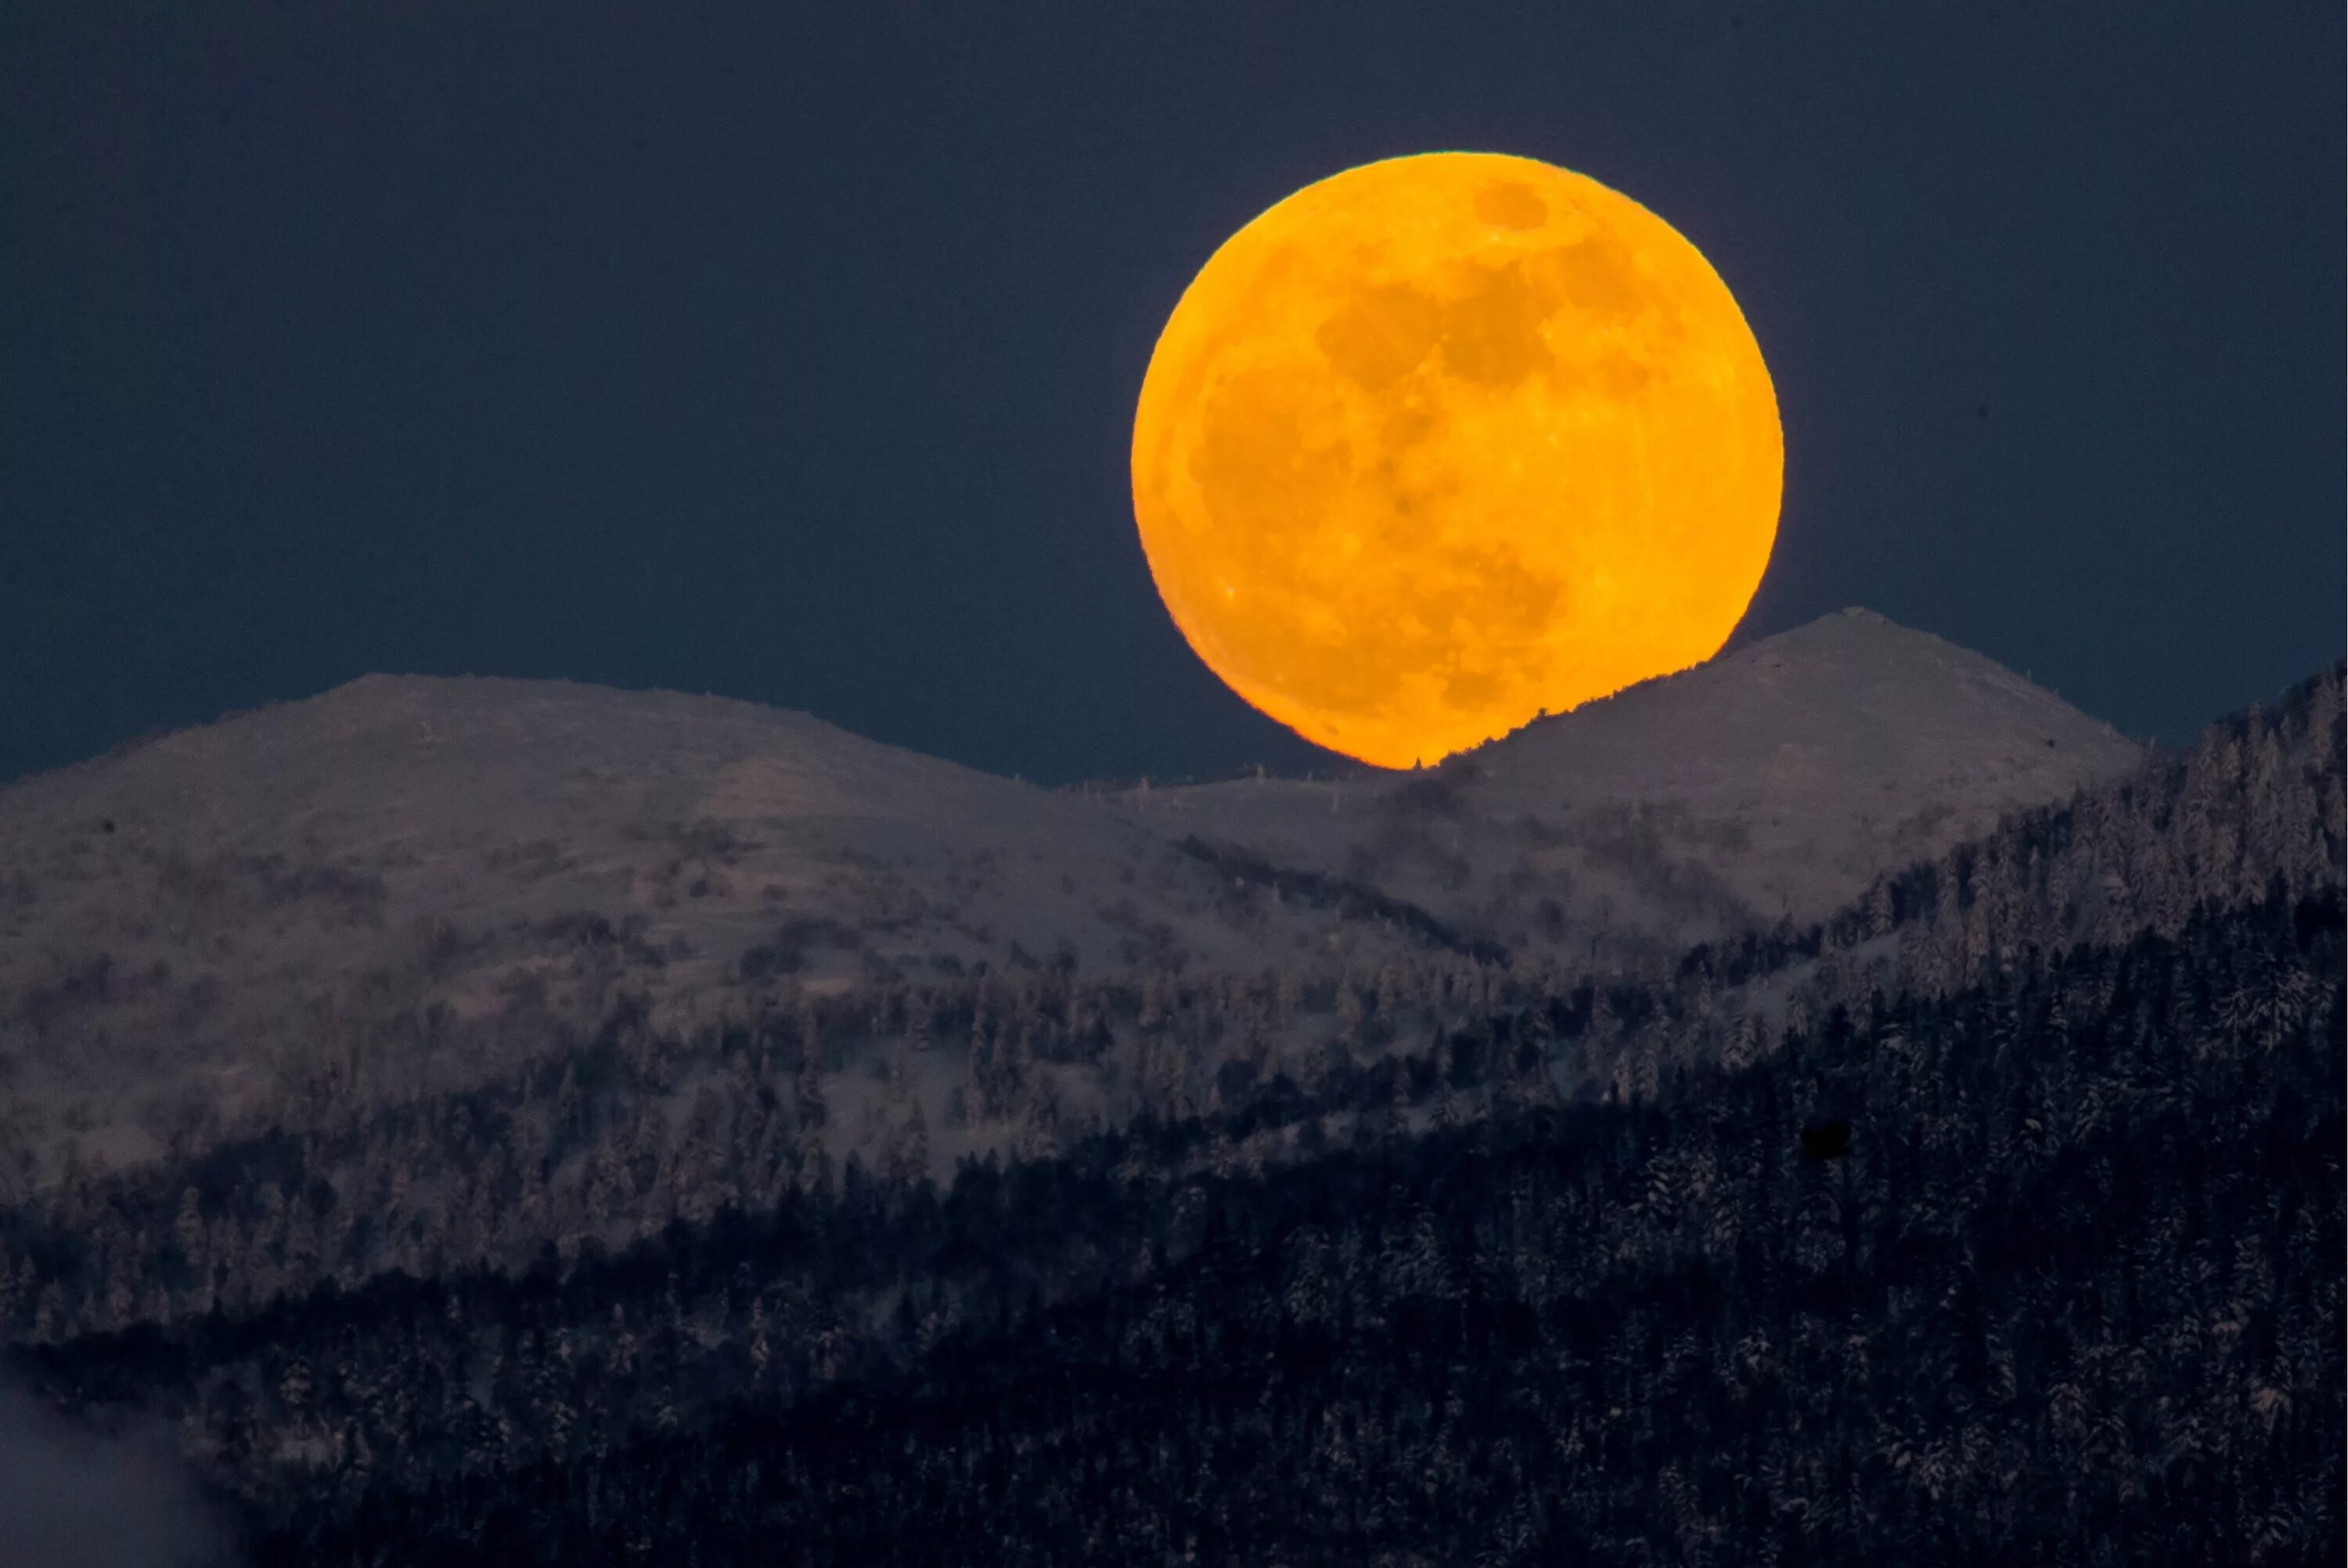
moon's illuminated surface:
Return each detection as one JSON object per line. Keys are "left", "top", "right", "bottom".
{"left": 1131, "top": 152, "right": 1782, "bottom": 768}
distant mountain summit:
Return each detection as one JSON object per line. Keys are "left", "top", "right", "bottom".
{"left": 1475, "top": 606, "right": 2130, "bottom": 791}
{"left": 0, "top": 610, "right": 2137, "bottom": 1177}
{"left": 1114, "top": 608, "right": 2142, "bottom": 959}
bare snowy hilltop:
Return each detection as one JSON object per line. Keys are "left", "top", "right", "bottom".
{"left": 1114, "top": 607, "right": 2141, "bottom": 959}
{"left": 0, "top": 608, "right": 2138, "bottom": 1178}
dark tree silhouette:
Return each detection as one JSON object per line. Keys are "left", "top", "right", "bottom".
{"left": 1801, "top": 1119, "right": 1852, "bottom": 1160}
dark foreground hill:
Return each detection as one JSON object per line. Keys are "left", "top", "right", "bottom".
{"left": 23, "top": 887, "right": 2343, "bottom": 1566}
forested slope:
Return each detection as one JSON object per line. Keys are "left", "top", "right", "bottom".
{"left": 22, "top": 889, "right": 2343, "bottom": 1566}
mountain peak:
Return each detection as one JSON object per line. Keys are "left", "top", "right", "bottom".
{"left": 1481, "top": 607, "right": 2134, "bottom": 768}
{"left": 1137, "top": 609, "right": 2143, "bottom": 964}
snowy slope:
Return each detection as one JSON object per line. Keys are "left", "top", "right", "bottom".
{"left": 1109, "top": 610, "right": 2145, "bottom": 965}
{"left": 0, "top": 611, "right": 2137, "bottom": 1178}
{"left": 0, "top": 676, "right": 1423, "bottom": 1172}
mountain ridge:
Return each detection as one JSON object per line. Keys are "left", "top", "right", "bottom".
{"left": 1112, "top": 606, "right": 2142, "bottom": 957}
{"left": 0, "top": 610, "right": 2141, "bottom": 1182}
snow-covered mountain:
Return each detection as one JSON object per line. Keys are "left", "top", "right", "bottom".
{"left": 0, "top": 609, "right": 2138, "bottom": 1177}
{"left": 0, "top": 674, "right": 1441, "bottom": 1173}
{"left": 1109, "top": 608, "right": 2143, "bottom": 963}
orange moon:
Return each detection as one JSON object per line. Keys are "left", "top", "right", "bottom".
{"left": 1129, "top": 152, "right": 1782, "bottom": 769}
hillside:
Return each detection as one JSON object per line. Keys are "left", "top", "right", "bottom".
{"left": 0, "top": 660, "right": 2335, "bottom": 1566}
{"left": 0, "top": 675, "right": 1434, "bottom": 1179}
{"left": 0, "top": 613, "right": 2140, "bottom": 1186}
{"left": 5, "top": 674, "right": 2338, "bottom": 1565}
{"left": 1114, "top": 609, "right": 2143, "bottom": 964}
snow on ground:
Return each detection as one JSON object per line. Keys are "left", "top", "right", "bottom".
{"left": 0, "top": 610, "right": 2138, "bottom": 1182}
{"left": 1110, "top": 609, "right": 2142, "bottom": 966}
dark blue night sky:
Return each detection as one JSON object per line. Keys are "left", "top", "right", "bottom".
{"left": 3, "top": 2, "right": 2339, "bottom": 786}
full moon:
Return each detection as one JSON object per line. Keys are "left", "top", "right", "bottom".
{"left": 1130, "top": 152, "right": 1782, "bottom": 769}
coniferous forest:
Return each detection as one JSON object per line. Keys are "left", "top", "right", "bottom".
{"left": 4, "top": 666, "right": 2343, "bottom": 1565}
